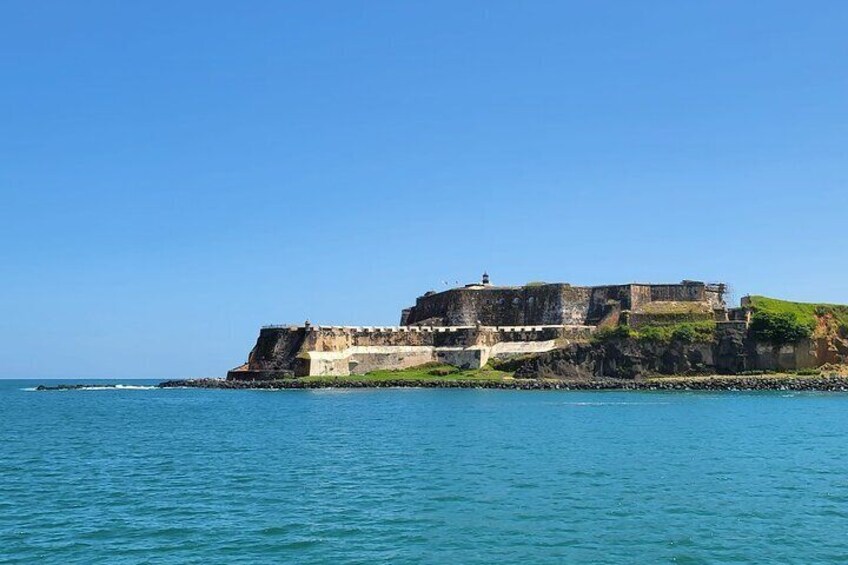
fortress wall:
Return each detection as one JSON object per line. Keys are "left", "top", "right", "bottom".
{"left": 488, "top": 340, "right": 560, "bottom": 362}
{"left": 301, "top": 326, "right": 486, "bottom": 349}
{"left": 585, "top": 283, "right": 723, "bottom": 324}
{"left": 308, "top": 325, "right": 574, "bottom": 347}
{"left": 587, "top": 285, "right": 632, "bottom": 323}
{"left": 246, "top": 327, "right": 307, "bottom": 372}
{"left": 237, "top": 324, "right": 587, "bottom": 378}
{"left": 307, "top": 327, "right": 428, "bottom": 350}
{"left": 650, "top": 283, "right": 706, "bottom": 302}
{"left": 704, "top": 287, "right": 725, "bottom": 309}
{"left": 749, "top": 340, "right": 818, "bottom": 371}
{"left": 303, "top": 325, "right": 590, "bottom": 376}
{"left": 306, "top": 354, "right": 350, "bottom": 376}
{"left": 351, "top": 348, "right": 439, "bottom": 374}
{"left": 405, "top": 284, "right": 592, "bottom": 326}
{"left": 630, "top": 285, "right": 653, "bottom": 311}
{"left": 479, "top": 325, "right": 593, "bottom": 345}
{"left": 481, "top": 327, "right": 560, "bottom": 345}
{"left": 445, "top": 288, "right": 526, "bottom": 326}
{"left": 557, "top": 286, "right": 593, "bottom": 325}
{"left": 404, "top": 282, "right": 723, "bottom": 328}
{"left": 308, "top": 346, "right": 440, "bottom": 376}
{"left": 305, "top": 345, "right": 487, "bottom": 376}
{"left": 302, "top": 328, "right": 353, "bottom": 352}
{"left": 404, "top": 290, "right": 458, "bottom": 325}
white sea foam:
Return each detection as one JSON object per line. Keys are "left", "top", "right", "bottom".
{"left": 23, "top": 384, "right": 160, "bottom": 391}
{"left": 307, "top": 388, "right": 365, "bottom": 394}
{"left": 559, "top": 401, "right": 670, "bottom": 406}
{"left": 79, "top": 384, "right": 158, "bottom": 391}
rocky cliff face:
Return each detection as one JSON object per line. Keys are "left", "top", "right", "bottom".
{"left": 814, "top": 315, "right": 848, "bottom": 365}
{"left": 514, "top": 339, "right": 714, "bottom": 379}
{"left": 513, "top": 323, "right": 848, "bottom": 380}
{"left": 515, "top": 324, "right": 748, "bottom": 379}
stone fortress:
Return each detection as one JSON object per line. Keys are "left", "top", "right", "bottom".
{"left": 228, "top": 274, "right": 734, "bottom": 380}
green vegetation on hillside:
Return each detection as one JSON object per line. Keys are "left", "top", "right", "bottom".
{"left": 748, "top": 296, "right": 848, "bottom": 329}
{"left": 593, "top": 321, "right": 717, "bottom": 344}
{"left": 747, "top": 296, "right": 848, "bottom": 344}
{"left": 749, "top": 311, "right": 812, "bottom": 345}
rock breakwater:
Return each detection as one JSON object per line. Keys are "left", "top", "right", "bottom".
{"left": 158, "top": 375, "right": 848, "bottom": 391}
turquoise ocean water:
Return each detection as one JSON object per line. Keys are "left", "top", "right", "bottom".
{"left": 3, "top": 380, "right": 848, "bottom": 563}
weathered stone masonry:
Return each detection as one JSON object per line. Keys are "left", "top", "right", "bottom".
{"left": 230, "top": 324, "right": 593, "bottom": 379}
{"left": 402, "top": 280, "right": 726, "bottom": 327}
{"left": 228, "top": 277, "right": 728, "bottom": 380}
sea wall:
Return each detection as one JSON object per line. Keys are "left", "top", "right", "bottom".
{"left": 747, "top": 340, "right": 818, "bottom": 372}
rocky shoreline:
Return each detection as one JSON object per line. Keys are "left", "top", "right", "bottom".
{"left": 153, "top": 374, "right": 848, "bottom": 392}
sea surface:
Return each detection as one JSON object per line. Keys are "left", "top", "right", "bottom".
{"left": 3, "top": 380, "right": 848, "bottom": 564}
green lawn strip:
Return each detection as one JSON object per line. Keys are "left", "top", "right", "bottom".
{"left": 299, "top": 364, "right": 513, "bottom": 384}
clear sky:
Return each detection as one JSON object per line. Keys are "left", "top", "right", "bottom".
{"left": 2, "top": 1, "right": 846, "bottom": 379}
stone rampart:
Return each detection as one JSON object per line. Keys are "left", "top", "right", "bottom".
{"left": 245, "top": 326, "right": 307, "bottom": 374}
{"left": 403, "top": 284, "right": 592, "bottom": 326}
{"left": 228, "top": 324, "right": 594, "bottom": 379}
{"left": 403, "top": 280, "right": 726, "bottom": 328}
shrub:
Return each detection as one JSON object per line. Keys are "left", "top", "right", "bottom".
{"left": 671, "top": 322, "right": 716, "bottom": 343}
{"left": 638, "top": 325, "right": 673, "bottom": 343}
{"left": 749, "top": 311, "right": 813, "bottom": 345}
{"left": 487, "top": 354, "right": 535, "bottom": 372}
{"left": 593, "top": 325, "right": 635, "bottom": 342}
{"left": 594, "top": 322, "right": 716, "bottom": 344}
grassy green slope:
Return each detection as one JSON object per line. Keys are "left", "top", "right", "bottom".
{"left": 748, "top": 296, "right": 848, "bottom": 330}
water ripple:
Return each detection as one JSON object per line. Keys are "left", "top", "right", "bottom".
{"left": 4, "top": 383, "right": 848, "bottom": 563}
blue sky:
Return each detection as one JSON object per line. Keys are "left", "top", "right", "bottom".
{"left": 2, "top": 1, "right": 846, "bottom": 379}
